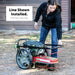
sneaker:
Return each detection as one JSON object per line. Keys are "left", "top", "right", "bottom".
{"left": 48, "top": 64, "right": 55, "bottom": 71}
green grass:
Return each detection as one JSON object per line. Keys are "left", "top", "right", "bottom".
{"left": 62, "top": 35, "right": 72, "bottom": 39}
{"left": 0, "top": 34, "right": 75, "bottom": 44}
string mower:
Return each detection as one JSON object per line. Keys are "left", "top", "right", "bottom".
{"left": 15, "top": 38, "right": 63, "bottom": 71}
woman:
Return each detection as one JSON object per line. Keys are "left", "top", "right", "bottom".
{"left": 34, "top": 0, "right": 62, "bottom": 58}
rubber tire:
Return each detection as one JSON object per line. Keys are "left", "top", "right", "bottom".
{"left": 16, "top": 49, "right": 32, "bottom": 69}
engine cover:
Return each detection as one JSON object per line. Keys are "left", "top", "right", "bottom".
{"left": 23, "top": 40, "right": 45, "bottom": 56}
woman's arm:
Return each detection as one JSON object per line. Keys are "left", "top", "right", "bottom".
{"left": 34, "top": 3, "right": 43, "bottom": 22}
{"left": 34, "top": 4, "right": 42, "bottom": 29}
{"left": 34, "top": 2, "right": 46, "bottom": 29}
{"left": 55, "top": 9, "right": 62, "bottom": 40}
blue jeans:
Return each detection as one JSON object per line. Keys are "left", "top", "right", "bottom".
{"left": 40, "top": 26, "right": 58, "bottom": 58}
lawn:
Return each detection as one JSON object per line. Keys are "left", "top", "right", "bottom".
{"left": 0, "top": 31, "right": 75, "bottom": 75}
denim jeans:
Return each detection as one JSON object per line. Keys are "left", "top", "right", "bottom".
{"left": 40, "top": 26, "right": 58, "bottom": 58}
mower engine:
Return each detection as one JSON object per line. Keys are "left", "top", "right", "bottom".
{"left": 23, "top": 40, "right": 45, "bottom": 56}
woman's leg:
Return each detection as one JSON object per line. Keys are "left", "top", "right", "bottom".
{"left": 51, "top": 28, "right": 58, "bottom": 58}
{"left": 40, "top": 26, "right": 49, "bottom": 44}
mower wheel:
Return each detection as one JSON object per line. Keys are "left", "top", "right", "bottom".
{"left": 16, "top": 49, "right": 32, "bottom": 69}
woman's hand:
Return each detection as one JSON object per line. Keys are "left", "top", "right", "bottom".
{"left": 58, "top": 40, "right": 62, "bottom": 45}
{"left": 34, "top": 22, "right": 38, "bottom": 29}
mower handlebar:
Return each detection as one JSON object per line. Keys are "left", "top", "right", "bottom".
{"left": 15, "top": 38, "right": 63, "bottom": 49}
{"left": 45, "top": 44, "right": 63, "bottom": 46}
